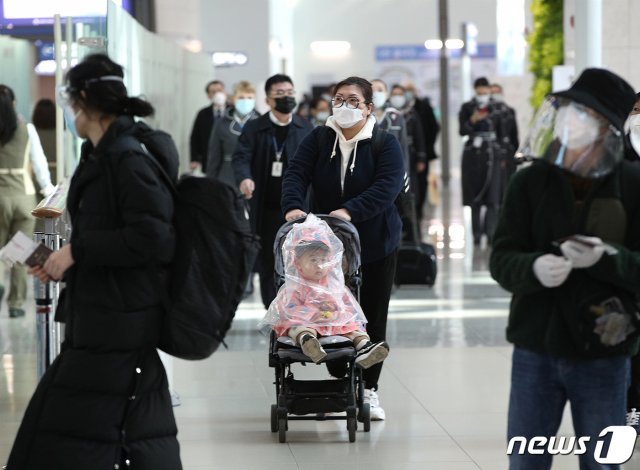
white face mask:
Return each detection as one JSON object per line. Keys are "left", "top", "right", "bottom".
{"left": 372, "top": 91, "right": 387, "bottom": 109}
{"left": 315, "top": 111, "right": 330, "bottom": 122}
{"left": 626, "top": 114, "right": 640, "bottom": 156}
{"left": 212, "top": 91, "right": 226, "bottom": 106}
{"left": 624, "top": 113, "right": 640, "bottom": 134}
{"left": 491, "top": 93, "right": 503, "bottom": 103}
{"left": 476, "top": 94, "right": 490, "bottom": 106}
{"left": 553, "top": 104, "right": 601, "bottom": 150}
{"left": 332, "top": 106, "right": 365, "bottom": 128}
{"left": 389, "top": 95, "right": 406, "bottom": 109}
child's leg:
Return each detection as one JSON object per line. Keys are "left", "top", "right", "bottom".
{"left": 288, "top": 326, "right": 318, "bottom": 346}
{"left": 351, "top": 330, "right": 390, "bottom": 369}
{"left": 289, "top": 326, "right": 326, "bottom": 363}
{"left": 344, "top": 330, "right": 370, "bottom": 349}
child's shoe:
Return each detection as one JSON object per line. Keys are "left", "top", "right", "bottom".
{"left": 300, "top": 334, "right": 327, "bottom": 363}
{"left": 355, "top": 341, "right": 389, "bottom": 369}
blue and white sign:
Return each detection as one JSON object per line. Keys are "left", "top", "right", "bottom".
{"left": 375, "top": 44, "right": 496, "bottom": 62}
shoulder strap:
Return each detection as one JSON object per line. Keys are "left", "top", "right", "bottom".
{"left": 371, "top": 125, "right": 387, "bottom": 158}
{"left": 111, "top": 135, "right": 178, "bottom": 198}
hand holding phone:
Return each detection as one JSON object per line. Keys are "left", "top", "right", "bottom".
{"left": 555, "top": 235, "right": 612, "bottom": 268}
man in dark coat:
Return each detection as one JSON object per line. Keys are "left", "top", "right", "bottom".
{"left": 404, "top": 82, "right": 440, "bottom": 220}
{"left": 459, "top": 76, "right": 508, "bottom": 246}
{"left": 232, "top": 74, "right": 313, "bottom": 309}
{"left": 490, "top": 83, "right": 519, "bottom": 192}
{"left": 189, "top": 79, "right": 226, "bottom": 172}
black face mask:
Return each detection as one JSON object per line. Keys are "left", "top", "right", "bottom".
{"left": 274, "top": 96, "right": 296, "bottom": 114}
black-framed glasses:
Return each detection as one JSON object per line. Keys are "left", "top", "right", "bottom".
{"left": 331, "top": 97, "right": 367, "bottom": 109}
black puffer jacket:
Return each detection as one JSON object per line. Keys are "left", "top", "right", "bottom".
{"left": 6, "top": 116, "right": 182, "bottom": 470}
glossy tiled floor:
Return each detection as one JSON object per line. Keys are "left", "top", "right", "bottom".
{"left": 1, "top": 183, "right": 638, "bottom": 469}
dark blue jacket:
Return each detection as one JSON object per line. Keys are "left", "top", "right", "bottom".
{"left": 232, "top": 113, "right": 312, "bottom": 233}
{"left": 282, "top": 125, "right": 404, "bottom": 264}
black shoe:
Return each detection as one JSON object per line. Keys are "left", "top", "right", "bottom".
{"left": 355, "top": 341, "right": 390, "bottom": 369}
{"left": 9, "top": 308, "right": 25, "bottom": 318}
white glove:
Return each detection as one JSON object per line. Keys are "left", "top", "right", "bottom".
{"left": 560, "top": 236, "right": 605, "bottom": 268}
{"left": 532, "top": 254, "right": 573, "bottom": 288}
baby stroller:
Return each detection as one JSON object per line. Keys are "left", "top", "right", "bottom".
{"left": 267, "top": 214, "right": 371, "bottom": 443}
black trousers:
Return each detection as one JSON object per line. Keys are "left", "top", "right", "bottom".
{"left": 327, "top": 250, "right": 398, "bottom": 390}
{"left": 258, "top": 207, "right": 285, "bottom": 309}
{"left": 471, "top": 202, "right": 499, "bottom": 244}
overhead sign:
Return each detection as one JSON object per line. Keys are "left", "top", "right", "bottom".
{"left": 375, "top": 44, "right": 496, "bottom": 62}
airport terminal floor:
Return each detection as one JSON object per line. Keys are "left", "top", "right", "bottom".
{"left": 1, "top": 174, "right": 639, "bottom": 470}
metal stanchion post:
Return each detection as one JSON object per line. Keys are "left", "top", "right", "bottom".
{"left": 33, "top": 218, "right": 62, "bottom": 379}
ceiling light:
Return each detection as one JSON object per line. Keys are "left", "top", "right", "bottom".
{"left": 310, "top": 41, "right": 351, "bottom": 58}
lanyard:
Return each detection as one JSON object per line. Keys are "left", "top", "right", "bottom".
{"left": 272, "top": 135, "right": 287, "bottom": 162}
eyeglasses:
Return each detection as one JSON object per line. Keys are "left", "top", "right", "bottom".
{"left": 270, "top": 89, "right": 296, "bottom": 98}
{"left": 331, "top": 97, "right": 368, "bottom": 109}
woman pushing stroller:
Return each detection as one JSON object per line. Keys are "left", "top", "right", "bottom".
{"left": 261, "top": 214, "right": 389, "bottom": 368}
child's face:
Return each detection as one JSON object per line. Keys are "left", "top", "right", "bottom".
{"left": 296, "top": 248, "right": 331, "bottom": 282}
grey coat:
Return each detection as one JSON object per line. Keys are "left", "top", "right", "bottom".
{"left": 206, "top": 108, "right": 260, "bottom": 185}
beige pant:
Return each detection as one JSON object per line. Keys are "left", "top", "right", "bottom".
{"left": 0, "top": 194, "right": 36, "bottom": 308}
{"left": 288, "top": 325, "right": 369, "bottom": 349}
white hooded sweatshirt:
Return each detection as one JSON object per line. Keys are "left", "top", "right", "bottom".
{"left": 325, "top": 115, "right": 376, "bottom": 191}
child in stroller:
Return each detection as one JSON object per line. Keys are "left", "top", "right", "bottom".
{"left": 261, "top": 214, "right": 389, "bottom": 369}
{"left": 262, "top": 214, "right": 389, "bottom": 442}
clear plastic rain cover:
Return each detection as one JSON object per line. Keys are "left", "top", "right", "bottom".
{"left": 260, "top": 214, "right": 367, "bottom": 338}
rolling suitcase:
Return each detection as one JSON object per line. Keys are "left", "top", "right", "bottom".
{"left": 394, "top": 190, "right": 437, "bottom": 286}
{"left": 395, "top": 241, "right": 437, "bottom": 286}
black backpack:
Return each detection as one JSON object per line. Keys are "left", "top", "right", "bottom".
{"left": 111, "top": 133, "right": 260, "bottom": 360}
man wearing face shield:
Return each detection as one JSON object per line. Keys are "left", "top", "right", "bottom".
{"left": 459, "top": 77, "right": 510, "bottom": 246}
{"left": 623, "top": 92, "right": 640, "bottom": 432}
{"left": 490, "top": 68, "right": 640, "bottom": 469}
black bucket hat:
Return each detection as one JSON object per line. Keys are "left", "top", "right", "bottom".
{"left": 552, "top": 68, "right": 636, "bottom": 132}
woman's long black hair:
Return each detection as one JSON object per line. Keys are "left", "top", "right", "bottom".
{"left": 0, "top": 85, "right": 17, "bottom": 145}
{"left": 65, "top": 53, "right": 154, "bottom": 118}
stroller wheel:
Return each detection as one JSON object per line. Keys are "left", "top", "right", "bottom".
{"left": 347, "top": 416, "right": 357, "bottom": 442}
{"left": 359, "top": 403, "right": 371, "bottom": 432}
{"left": 278, "top": 417, "right": 287, "bottom": 443}
{"left": 270, "top": 404, "right": 278, "bottom": 432}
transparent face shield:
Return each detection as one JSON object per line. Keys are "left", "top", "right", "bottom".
{"left": 515, "top": 97, "right": 624, "bottom": 178}
{"left": 55, "top": 75, "right": 125, "bottom": 108}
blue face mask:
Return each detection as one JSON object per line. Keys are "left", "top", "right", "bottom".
{"left": 234, "top": 98, "right": 255, "bottom": 117}
{"left": 63, "top": 105, "right": 80, "bottom": 137}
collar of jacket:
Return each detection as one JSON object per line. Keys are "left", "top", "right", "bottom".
{"left": 81, "top": 115, "right": 136, "bottom": 159}
{"left": 254, "top": 112, "right": 307, "bottom": 132}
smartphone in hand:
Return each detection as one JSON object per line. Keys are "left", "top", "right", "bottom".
{"left": 552, "top": 235, "right": 618, "bottom": 255}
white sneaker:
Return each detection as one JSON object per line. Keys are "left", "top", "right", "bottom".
{"left": 626, "top": 408, "right": 639, "bottom": 431}
{"left": 364, "top": 389, "right": 385, "bottom": 421}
